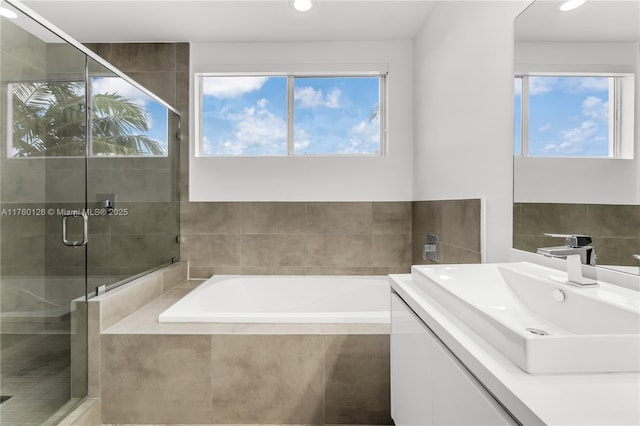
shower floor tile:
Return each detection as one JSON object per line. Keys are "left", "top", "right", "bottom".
{"left": 0, "top": 333, "right": 71, "bottom": 425}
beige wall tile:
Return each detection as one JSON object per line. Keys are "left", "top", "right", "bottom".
{"left": 240, "top": 266, "right": 307, "bottom": 275}
{"left": 99, "top": 271, "right": 162, "bottom": 330}
{"left": 110, "top": 202, "right": 177, "bottom": 235}
{"left": 110, "top": 235, "right": 177, "bottom": 276}
{"left": 241, "top": 202, "right": 307, "bottom": 234}
{"left": 175, "top": 43, "right": 190, "bottom": 72}
{"left": 306, "top": 266, "right": 374, "bottom": 275}
{"left": 440, "top": 199, "right": 481, "bottom": 252}
{"left": 100, "top": 334, "right": 212, "bottom": 424}
{"left": 83, "top": 43, "right": 112, "bottom": 62}
{"left": 109, "top": 43, "right": 177, "bottom": 72}
{"left": 181, "top": 202, "right": 242, "bottom": 235}
{"left": 211, "top": 335, "right": 324, "bottom": 424}
{"left": 307, "top": 202, "right": 372, "bottom": 234}
{"left": 127, "top": 71, "right": 177, "bottom": 107}
{"left": 161, "top": 261, "right": 188, "bottom": 292}
{"left": 373, "top": 234, "right": 412, "bottom": 267}
{"left": 592, "top": 237, "right": 640, "bottom": 266}
{"left": 324, "top": 334, "right": 392, "bottom": 425}
{"left": 412, "top": 199, "right": 482, "bottom": 265}
{"left": 305, "top": 234, "right": 372, "bottom": 267}
{"left": 241, "top": 234, "right": 306, "bottom": 267}
{"left": 70, "top": 300, "right": 88, "bottom": 398}
{"left": 373, "top": 202, "right": 412, "bottom": 235}
{"left": 588, "top": 204, "right": 640, "bottom": 238}
{"left": 439, "top": 244, "right": 481, "bottom": 264}
{"left": 180, "top": 234, "right": 240, "bottom": 268}
{"left": 514, "top": 203, "right": 640, "bottom": 266}
{"left": 189, "top": 266, "right": 242, "bottom": 279}
{"left": 87, "top": 301, "right": 101, "bottom": 397}
{"left": 373, "top": 266, "right": 411, "bottom": 275}
{"left": 520, "top": 203, "right": 588, "bottom": 237}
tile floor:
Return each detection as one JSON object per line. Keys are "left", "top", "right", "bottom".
{"left": 0, "top": 333, "right": 72, "bottom": 425}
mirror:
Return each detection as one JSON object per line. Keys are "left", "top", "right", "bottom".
{"left": 513, "top": 0, "right": 640, "bottom": 275}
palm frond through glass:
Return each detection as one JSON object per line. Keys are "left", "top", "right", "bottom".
{"left": 10, "top": 80, "right": 164, "bottom": 157}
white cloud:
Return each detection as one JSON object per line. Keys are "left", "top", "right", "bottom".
{"left": 529, "top": 76, "right": 558, "bottom": 96}
{"left": 213, "top": 100, "right": 286, "bottom": 155}
{"left": 544, "top": 120, "right": 597, "bottom": 154}
{"left": 581, "top": 96, "right": 608, "bottom": 121}
{"left": 294, "top": 129, "right": 311, "bottom": 152}
{"left": 294, "top": 86, "right": 341, "bottom": 109}
{"left": 541, "top": 95, "right": 609, "bottom": 155}
{"left": 528, "top": 76, "right": 609, "bottom": 97}
{"left": 338, "top": 119, "right": 380, "bottom": 154}
{"left": 563, "top": 77, "right": 609, "bottom": 93}
{"left": 202, "top": 76, "right": 268, "bottom": 99}
{"left": 538, "top": 123, "right": 551, "bottom": 132}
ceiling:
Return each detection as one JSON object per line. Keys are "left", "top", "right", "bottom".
{"left": 19, "top": 0, "right": 435, "bottom": 43}
{"left": 515, "top": 0, "right": 640, "bottom": 43}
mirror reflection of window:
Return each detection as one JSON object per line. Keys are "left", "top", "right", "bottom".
{"left": 515, "top": 75, "right": 621, "bottom": 158}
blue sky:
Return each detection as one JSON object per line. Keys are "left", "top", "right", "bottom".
{"left": 515, "top": 76, "right": 610, "bottom": 157}
{"left": 200, "top": 76, "right": 380, "bottom": 156}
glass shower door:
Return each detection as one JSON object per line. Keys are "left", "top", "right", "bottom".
{"left": 0, "top": 2, "right": 88, "bottom": 423}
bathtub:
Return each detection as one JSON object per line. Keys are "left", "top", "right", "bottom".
{"left": 158, "top": 275, "right": 390, "bottom": 323}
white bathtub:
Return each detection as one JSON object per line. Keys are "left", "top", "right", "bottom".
{"left": 158, "top": 275, "right": 390, "bottom": 323}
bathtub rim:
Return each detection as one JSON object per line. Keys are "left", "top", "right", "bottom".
{"left": 158, "top": 274, "right": 392, "bottom": 325}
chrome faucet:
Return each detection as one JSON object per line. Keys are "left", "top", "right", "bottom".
{"left": 536, "top": 234, "right": 597, "bottom": 266}
{"left": 565, "top": 254, "right": 597, "bottom": 287}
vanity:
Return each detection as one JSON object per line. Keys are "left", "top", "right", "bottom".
{"left": 389, "top": 262, "right": 640, "bottom": 426}
{"left": 389, "top": 0, "right": 640, "bottom": 422}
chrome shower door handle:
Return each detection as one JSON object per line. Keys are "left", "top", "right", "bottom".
{"left": 62, "top": 210, "right": 88, "bottom": 247}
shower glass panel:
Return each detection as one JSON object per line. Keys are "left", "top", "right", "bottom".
{"left": 86, "top": 59, "right": 180, "bottom": 292}
{"left": 0, "top": 0, "right": 181, "bottom": 423}
{"left": 0, "top": 2, "right": 88, "bottom": 423}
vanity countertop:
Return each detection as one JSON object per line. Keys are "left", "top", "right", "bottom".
{"left": 389, "top": 273, "right": 640, "bottom": 426}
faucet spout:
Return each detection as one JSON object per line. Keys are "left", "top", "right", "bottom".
{"left": 536, "top": 233, "right": 597, "bottom": 265}
{"left": 566, "top": 254, "right": 597, "bottom": 287}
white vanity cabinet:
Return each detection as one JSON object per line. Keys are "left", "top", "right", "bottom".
{"left": 391, "top": 293, "right": 517, "bottom": 426}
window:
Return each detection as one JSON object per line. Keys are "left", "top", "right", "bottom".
{"left": 8, "top": 77, "right": 169, "bottom": 158}
{"left": 196, "top": 74, "right": 385, "bottom": 156}
{"left": 515, "top": 74, "right": 633, "bottom": 158}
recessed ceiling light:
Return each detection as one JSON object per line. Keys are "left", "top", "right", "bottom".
{"left": 557, "top": 0, "right": 588, "bottom": 12}
{"left": 0, "top": 7, "right": 18, "bottom": 19}
{"left": 291, "top": 0, "right": 313, "bottom": 12}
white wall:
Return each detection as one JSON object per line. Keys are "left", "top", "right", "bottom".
{"left": 189, "top": 41, "right": 414, "bottom": 201}
{"left": 514, "top": 41, "right": 639, "bottom": 204}
{"left": 412, "top": 1, "right": 529, "bottom": 263}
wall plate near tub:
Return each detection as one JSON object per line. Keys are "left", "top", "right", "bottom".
{"left": 423, "top": 234, "right": 439, "bottom": 262}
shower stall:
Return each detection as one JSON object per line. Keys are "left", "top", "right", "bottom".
{"left": 0, "top": 1, "right": 181, "bottom": 423}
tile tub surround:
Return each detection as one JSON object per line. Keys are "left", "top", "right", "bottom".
{"left": 99, "top": 285, "right": 391, "bottom": 425}
{"left": 181, "top": 201, "right": 413, "bottom": 278}
{"left": 412, "top": 199, "right": 482, "bottom": 265}
{"left": 86, "top": 261, "right": 188, "bottom": 398}
{"left": 514, "top": 203, "right": 640, "bottom": 266}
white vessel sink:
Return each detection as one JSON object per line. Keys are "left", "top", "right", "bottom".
{"left": 411, "top": 262, "right": 640, "bottom": 374}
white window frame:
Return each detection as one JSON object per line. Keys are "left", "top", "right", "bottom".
{"left": 194, "top": 71, "right": 387, "bottom": 157}
{"left": 515, "top": 72, "right": 635, "bottom": 159}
